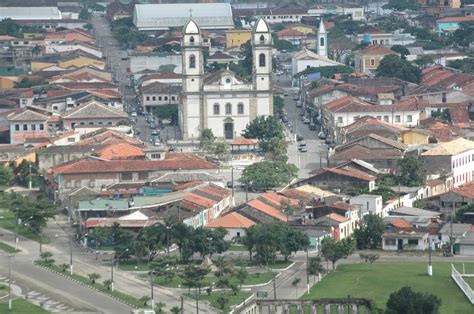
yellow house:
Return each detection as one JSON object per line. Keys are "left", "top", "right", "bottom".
{"left": 287, "top": 24, "right": 315, "bottom": 35}
{"left": 0, "top": 77, "right": 16, "bottom": 89}
{"left": 32, "top": 55, "right": 105, "bottom": 72}
{"left": 23, "top": 33, "right": 44, "bottom": 40}
{"left": 225, "top": 29, "right": 252, "bottom": 49}
{"left": 59, "top": 55, "right": 105, "bottom": 70}
{"left": 354, "top": 44, "right": 399, "bottom": 74}
{"left": 401, "top": 129, "right": 431, "bottom": 145}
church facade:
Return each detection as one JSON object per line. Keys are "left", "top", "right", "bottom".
{"left": 179, "top": 18, "right": 273, "bottom": 140}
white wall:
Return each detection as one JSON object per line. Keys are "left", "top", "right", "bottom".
{"left": 130, "top": 54, "right": 182, "bottom": 74}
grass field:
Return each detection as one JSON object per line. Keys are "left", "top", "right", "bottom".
{"left": 464, "top": 276, "right": 474, "bottom": 290}
{"left": 302, "top": 262, "right": 474, "bottom": 314}
{"left": 0, "top": 242, "right": 19, "bottom": 253}
{"left": 152, "top": 271, "right": 275, "bottom": 288}
{"left": 0, "top": 299, "right": 49, "bottom": 313}
{"left": 185, "top": 291, "right": 251, "bottom": 313}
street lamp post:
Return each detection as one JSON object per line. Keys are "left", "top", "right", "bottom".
{"left": 428, "top": 239, "right": 433, "bottom": 277}
{"left": 150, "top": 271, "right": 155, "bottom": 311}
{"left": 8, "top": 254, "right": 12, "bottom": 310}
{"left": 306, "top": 249, "right": 310, "bottom": 294}
{"left": 111, "top": 249, "right": 129, "bottom": 292}
{"left": 166, "top": 226, "right": 171, "bottom": 256}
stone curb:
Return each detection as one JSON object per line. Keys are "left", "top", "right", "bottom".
{"left": 33, "top": 262, "right": 140, "bottom": 309}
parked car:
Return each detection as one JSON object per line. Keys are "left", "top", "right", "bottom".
{"left": 298, "top": 141, "right": 306, "bottom": 147}
{"left": 168, "top": 145, "right": 177, "bottom": 152}
{"left": 131, "top": 112, "right": 137, "bottom": 117}
{"left": 296, "top": 134, "right": 304, "bottom": 141}
{"left": 149, "top": 124, "right": 157, "bottom": 129}
{"left": 299, "top": 146, "right": 307, "bottom": 152}
{"left": 309, "top": 124, "right": 316, "bottom": 131}
{"left": 296, "top": 101, "right": 303, "bottom": 108}
{"left": 303, "top": 118, "right": 310, "bottom": 124}
{"left": 318, "top": 131, "right": 326, "bottom": 139}
{"left": 151, "top": 130, "right": 159, "bottom": 136}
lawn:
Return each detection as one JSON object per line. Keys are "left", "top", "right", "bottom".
{"left": 0, "top": 299, "right": 49, "bottom": 313}
{"left": 464, "top": 276, "right": 474, "bottom": 290}
{"left": 185, "top": 291, "right": 251, "bottom": 313}
{"left": 228, "top": 244, "right": 248, "bottom": 252}
{"left": 0, "top": 211, "right": 49, "bottom": 243}
{"left": 36, "top": 261, "right": 146, "bottom": 308}
{"left": 153, "top": 271, "right": 275, "bottom": 288}
{"left": 0, "top": 242, "right": 20, "bottom": 253}
{"left": 302, "top": 262, "right": 474, "bottom": 314}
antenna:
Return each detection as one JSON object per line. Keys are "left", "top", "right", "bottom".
{"left": 189, "top": 8, "right": 193, "bottom": 18}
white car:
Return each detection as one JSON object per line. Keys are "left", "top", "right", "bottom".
{"left": 131, "top": 112, "right": 137, "bottom": 117}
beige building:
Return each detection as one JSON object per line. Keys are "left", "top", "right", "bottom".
{"left": 354, "top": 44, "right": 399, "bottom": 74}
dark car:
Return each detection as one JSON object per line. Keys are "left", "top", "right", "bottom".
{"left": 299, "top": 146, "right": 308, "bottom": 152}
{"left": 309, "top": 124, "right": 316, "bottom": 131}
{"left": 296, "top": 134, "right": 304, "bottom": 141}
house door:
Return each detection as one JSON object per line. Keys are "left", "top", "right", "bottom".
{"left": 224, "top": 122, "right": 234, "bottom": 140}
{"left": 397, "top": 239, "right": 403, "bottom": 251}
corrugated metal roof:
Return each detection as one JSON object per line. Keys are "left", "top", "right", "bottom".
{"left": 133, "top": 3, "right": 234, "bottom": 30}
{"left": 0, "top": 7, "right": 62, "bottom": 20}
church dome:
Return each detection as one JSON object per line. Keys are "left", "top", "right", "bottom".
{"left": 183, "top": 19, "right": 199, "bottom": 34}
{"left": 254, "top": 17, "right": 269, "bottom": 33}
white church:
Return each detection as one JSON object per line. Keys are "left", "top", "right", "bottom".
{"left": 179, "top": 18, "right": 273, "bottom": 140}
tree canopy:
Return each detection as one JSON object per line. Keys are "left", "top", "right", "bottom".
{"left": 242, "top": 116, "right": 284, "bottom": 153}
{"left": 386, "top": 286, "right": 441, "bottom": 314}
{"left": 241, "top": 160, "right": 298, "bottom": 191}
{"left": 294, "top": 65, "right": 354, "bottom": 79}
{"left": 382, "top": 0, "right": 420, "bottom": 11}
{"left": 353, "top": 214, "right": 385, "bottom": 249}
{"left": 448, "top": 22, "right": 474, "bottom": 47}
{"left": 397, "top": 156, "right": 426, "bottom": 187}
{"left": 321, "top": 237, "right": 355, "bottom": 270}
{"left": 390, "top": 45, "right": 410, "bottom": 59}
{"left": 448, "top": 58, "right": 474, "bottom": 73}
{"left": 454, "top": 204, "right": 474, "bottom": 223}
{"left": 376, "top": 55, "right": 421, "bottom": 83}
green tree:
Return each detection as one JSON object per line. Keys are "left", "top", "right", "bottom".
{"left": 153, "top": 104, "right": 178, "bottom": 124}
{"left": 241, "top": 161, "right": 297, "bottom": 191}
{"left": 139, "top": 295, "right": 150, "bottom": 306}
{"left": 189, "top": 227, "right": 228, "bottom": 258}
{"left": 79, "top": 7, "right": 92, "bottom": 20}
{"left": 273, "top": 95, "right": 284, "bottom": 115}
{"left": 103, "top": 279, "right": 112, "bottom": 290}
{"left": 171, "top": 223, "right": 193, "bottom": 263}
{"left": 308, "top": 257, "right": 324, "bottom": 279}
{"left": 170, "top": 306, "right": 181, "bottom": 314}
{"left": 0, "top": 164, "right": 13, "bottom": 186}
{"left": 265, "top": 137, "right": 288, "bottom": 162}
{"left": 386, "top": 286, "right": 441, "bottom": 314}
{"left": 321, "top": 237, "right": 355, "bottom": 270}
{"left": 180, "top": 265, "right": 210, "bottom": 294}
{"left": 150, "top": 255, "right": 178, "bottom": 283}
{"left": 415, "top": 56, "right": 434, "bottom": 69}
{"left": 0, "top": 19, "right": 22, "bottom": 37}
{"left": 89, "top": 227, "right": 110, "bottom": 252}
{"left": 13, "top": 160, "right": 37, "bottom": 187}
{"left": 40, "top": 251, "right": 54, "bottom": 264}
{"left": 199, "top": 128, "right": 216, "bottom": 152}
{"left": 390, "top": 45, "right": 410, "bottom": 59}
{"left": 13, "top": 195, "right": 55, "bottom": 233}
{"left": 448, "top": 58, "right": 474, "bottom": 73}
{"left": 376, "top": 55, "right": 421, "bottom": 83}
{"left": 454, "top": 204, "right": 474, "bottom": 223}
{"left": 449, "top": 22, "right": 474, "bottom": 47}
{"left": 382, "top": 0, "right": 420, "bottom": 11}
{"left": 294, "top": 65, "right": 354, "bottom": 79}
{"left": 353, "top": 213, "right": 385, "bottom": 249}
{"left": 398, "top": 157, "right": 426, "bottom": 187}
{"left": 59, "top": 263, "right": 69, "bottom": 272}
{"left": 369, "top": 187, "right": 398, "bottom": 202}
{"left": 242, "top": 227, "right": 256, "bottom": 261}
{"left": 88, "top": 272, "right": 100, "bottom": 284}
{"left": 242, "top": 116, "right": 284, "bottom": 153}
{"left": 235, "top": 267, "right": 248, "bottom": 289}
{"left": 216, "top": 296, "right": 229, "bottom": 310}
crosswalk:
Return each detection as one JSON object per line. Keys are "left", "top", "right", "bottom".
{"left": 0, "top": 275, "right": 73, "bottom": 312}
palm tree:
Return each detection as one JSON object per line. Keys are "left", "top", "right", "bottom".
{"left": 235, "top": 268, "right": 248, "bottom": 289}
{"left": 156, "top": 301, "right": 166, "bottom": 314}
{"left": 139, "top": 295, "right": 150, "bottom": 306}
{"left": 88, "top": 273, "right": 101, "bottom": 284}
{"left": 40, "top": 251, "right": 53, "bottom": 264}
{"left": 59, "top": 263, "right": 69, "bottom": 272}
{"left": 170, "top": 306, "right": 180, "bottom": 314}
{"left": 103, "top": 279, "right": 112, "bottom": 290}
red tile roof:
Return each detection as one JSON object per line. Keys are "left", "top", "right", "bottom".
{"left": 259, "top": 192, "right": 299, "bottom": 208}
{"left": 230, "top": 137, "right": 257, "bottom": 145}
{"left": 50, "top": 157, "right": 217, "bottom": 175}
{"left": 330, "top": 144, "right": 403, "bottom": 162}
{"left": 452, "top": 182, "right": 474, "bottom": 199}
{"left": 358, "top": 44, "right": 399, "bottom": 56}
{"left": 277, "top": 28, "right": 305, "bottom": 37}
{"left": 247, "top": 199, "right": 287, "bottom": 221}
{"left": 388, "top": 218, "right": 412, "bottom": 229}
{"left": 98, "top": 143, "right": 145, "bottom": 160}
{"left": 206, "top": 212, "right": 255, "bottom": 229}
{"left": 310, "top": 167, "right": 376, "bottom": 182}
{"left": 326, "top": 213, "right": 350, "bottom": 223}
{"left": 437, "top": 16, "right": 474, "bottom": 23}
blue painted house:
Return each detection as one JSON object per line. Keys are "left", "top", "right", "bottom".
{"left": 437, "top": 16, "right": 474, "bottom": 34}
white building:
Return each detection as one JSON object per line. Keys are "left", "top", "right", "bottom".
{"left": 350, "top": 194, "right": 384, "bottom": 217}
{"left": 133, "top": 3, "right": 234, "bottom": 31}
{"left": 179, "top": 18, "right": 273, "bottom": 140}
{"left": 129, "top": 52, "right": 183, "bottom": 74}
{"left": 0, "top": 7, "right": 63, "bottom": 21}
{"left": 308, "top": 6, "right": 365, "bottom": 21}
{"left": 421, "top": 138, "right": 474, "bottom": 189}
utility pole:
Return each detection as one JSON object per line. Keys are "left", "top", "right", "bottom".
{"left": 8, "top": 254, "right": 12, "bottom": 310}
{"left": 28, "top": 164, "right": 32, "bottom": 190}
{"left": 150, "top": 271, "right": 155, "bottom": 311}
{"left": 180, "top": 296, "right": 184, "bottom": 314}
{"left": 306, "top": 249, "right": 310, "bottom": 294}
{"left": 273, "top": 274, "right": 277, "bottom": 300}
{"left": 69, "top": 236, "right": 73, "bottom": 275}
{"left": 428, "top": 239, "right": 432, "bottom": 276}
{"left": 231, "top": 166, "right": 234, "bottom": 200}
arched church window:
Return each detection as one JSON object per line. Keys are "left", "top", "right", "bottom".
{"left": 259, "top": 35, "right": 265, "bottom": 43}
{"left": 259, "top": 53, "right": 266, "bottom": 67}
{"left": 189, "top": 54, "right": 196, "bottom": 69}
{"left": 190, "top": 36, "right": 195, "bottom": 44}
{"left": 320, "top": 37, "right": 325, "bottom": 47}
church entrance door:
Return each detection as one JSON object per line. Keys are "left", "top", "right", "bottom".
{"left": 224, "top": 122, "right": 234, "bottom": 139}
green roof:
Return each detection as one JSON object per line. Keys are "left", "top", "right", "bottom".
{"left": 78, "top": 199, "right": 129, "bottom": 211}
{"left": 132, "top": 192, "right": 186, "bottom": 207}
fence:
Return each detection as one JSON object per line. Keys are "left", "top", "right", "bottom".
{"left": 451, "top": 264, "right": 474, "bottom": 304}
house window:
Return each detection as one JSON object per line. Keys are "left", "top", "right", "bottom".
{"left": 225, "top": 103, "right": 232, "bottom": 115}
{"left": 213, "top": 103, "right": 220, "bottom": 115}
{"left": 337, "top": 117, "right": 343, "bottom": 124}
{"left": 22, "top": 124, "right": 28, "bottom": 131}
{"left": 67, "top": 137, "right": 75, "bottom": 143}
{"left": 88, "top": 121, "right": 94, "bottom": 125}
{"left": 383, "top": 116, "right": 389, "bottom": 122}
{"left": 238, "top": 103, "right": 244, "bottom": 114}
{"left": 259, "top": 53, "right": 266, "bottom": 67}
{"left": 189, "top": 54, "right": 196, "bottom": 69}
{"left": 15, "top": 124, "right": 20, "bottom": 131}
{"left": 31, "top": 124, "right": 36, "bottom": 131}
{"left": 407, "top": 115, "right": 412, "bottom": 122}
{"left": 385, "top": 238, "right": 396, "bottom": 246}
{"left": 370, "top": 58, "right": 375, "bottom": 66}
{"left": 171, "top": 96, "right": 176, "bottom": 101}
{"left": 158, "top": 96, "right": 162, "bottom": 101}
{"left": 152, "top": 96, "right": 156, "bottom": 101}
{"left": 407, "top": 239, "right": 419, "bottom": 246}
{"left": 376, "top": 116, "right": 381, "bottom": 120}
{"left": 146, "top": 96, "right": 150, "bottom": 101}
{"left": 395, "top": 115, "right": 401, "bottom": 123}
{"left": 80, "top": 122, "right": 85, "bottom": 126}
{"left": 189, "top": 36, "right": 195, "bottom": 44}
{"left": 320, "top": 37, "right": 325, "bottom": 47}
{"left": 164, "top": 96, "right": 168, "bottom": 101}
{"left": 108, "top": 121, "right": 113, "bottom": 126}
{"left": 98, "top": 121, "right": 103, "bottom": 125}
